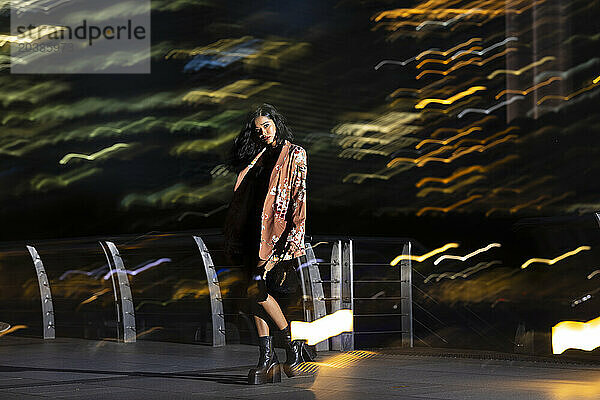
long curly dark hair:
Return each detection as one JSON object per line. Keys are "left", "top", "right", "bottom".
{"left": 228, "top": 103, "right": 294, "bottom": 173}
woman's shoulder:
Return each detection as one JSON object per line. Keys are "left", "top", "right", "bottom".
{"left": 287, "top": 142, "right": 307, "bottom": 160}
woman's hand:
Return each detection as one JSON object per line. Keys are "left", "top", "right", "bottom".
{"left": 257, "top": 258, "right": 277, "bottom": 272}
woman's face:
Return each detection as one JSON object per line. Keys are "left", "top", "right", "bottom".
{"left": 253, "top": 116, "right": 277, "bottom": 147}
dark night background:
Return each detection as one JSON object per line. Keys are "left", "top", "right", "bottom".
{"left": 1, "top": 0, "right": 599, "bottom": 358}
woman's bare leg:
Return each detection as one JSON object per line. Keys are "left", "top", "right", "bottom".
{"left": 254, "top": 316, "right": 270, "bottom": 337}
{"left": 252, "top": 259, "right": 288, "bottom": 335}
{"left": 257, "top": 294, "right": 289, "bottom": 330}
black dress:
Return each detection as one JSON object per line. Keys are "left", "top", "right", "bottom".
{"left": 223, "top": 144, "right": 284, "bottom": 306}
{"left": 226, "top": 144, "right": 282, "bottom": 256}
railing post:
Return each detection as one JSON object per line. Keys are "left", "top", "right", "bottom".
{"left": 329, "top": 240, "right": 343, "bottom": 350}
{"left": 104, "top": 241, "right": 136, "bottom": 343}
{"left": 341, "top": 239, "right": 354, "bottom": 351}
{"left": 302, "top": 243, "right": 329, "bottom": 351}
{"left": 298, "top": 253, "right": 311, "bottom": 323}
{"left": 400, "top": 242, "right": 413, "bottom": 347}
{"left": 26, "top": 246, "right": 55, "bottom": 339}
{"left": 193, "top": 236, "right": 225, "bottom": 347}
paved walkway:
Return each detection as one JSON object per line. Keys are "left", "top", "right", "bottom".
{"left": 0, "top": 337, "right": 599, "bottom": 399}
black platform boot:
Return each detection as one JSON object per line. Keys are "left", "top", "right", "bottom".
{"left": 248, "top": 336, "right": 281, "bottom": 385}
{"left": 280, "top": 326, "right": 314, "bottom": 377}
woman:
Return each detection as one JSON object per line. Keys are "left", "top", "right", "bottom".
{"left": 224, "top": 103, "right": 312, "bottom": 385}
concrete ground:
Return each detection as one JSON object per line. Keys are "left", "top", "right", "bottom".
{"left": 0, "top": 337, "right": 599, "bottom": 399}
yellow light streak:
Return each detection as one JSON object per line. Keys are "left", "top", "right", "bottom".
{"left": 537, "top": 81, "right": 600, "bottom": 104}
{"left": 416, "top": 127, "right": 483, "bottom": 149}
{"left": 434, "top": 243, "right": 501, "bottom": 265}
{"left": 165, "top": 36, "right": 252, "bottom": 58}
{"left": 170, "top": 131, "right": 238, "bottom": 155}
{"left": 291, "top": 309, "right": 353, "bottom": 345}
{"left": 316, "top": 350, "right": 377, "bottom": 368}
{"left": 121, "top": 177, "right": 233, "bottom": 209}
{"left": 430, "top": 116, "right": 496, "bottom": 138}
{"left": 301, "top": 351, "right": 377, "bottom": 371}
{"left": 535, "top": 192, "right": 574, "bottom": 209}
{"left": 95, "top": 338, "right": 119, "bottom": 347}
{"left": 389, "top": 76, "right": 458, "bottom": 98}
{"left": 389, "top": 134, "right": 516, "bottom": 168}
{"left": 416, "top": 11, "right": 477, "bottom": 30}
{"left": 417, "top": 48, "right": 517, "bottom": 79}
{"left": 495, "top": 76, "right": 562, "bottom": 99}
{"left": 0, "top": 325, "right": 28, "bottom": 337}
{"left": 372, "top": 1, "right": 547, "bottom": 22}
{"left": 594, "top": 75, "right": 600, "bottom": 84}
{"left": 490, "top": 191, "right": 573, "bottom": 214}
{"left": 450, "top": 36, "right": 518, "bottom": 59}
{"left": 334, "top": 111, "right": 420, "bottom": 136}
{"left": 419, "top": 167, "right": 474, "bottom": 187}
{"left": 416, "top": 46, "right": 482, "bottom": 67}
{"left": 416, "top": 155, "right": 518, "bottom": 187}
{"left": 388, "top": 145, "right": 449, "bottom": 167}
{"left": 438, "top": 0, "right": 499, "bottom": 19}
{"left": 419, "top": 96, "right": 481, "bottom": 116}
{"left": 333, "top": 112, "right": 421, "bottom": 161}
{"left": 552, "top": 315, "right": 600, "bottom": 354}
{"left": 404, "top": 77, "right": 481, "bottom": 101}
{"left": 59, "top": 143, "right": 130, "bottom": 165}
{"left": 342, "top": 163, "right": 413, "bottom": 184}
{"left": 416, "top": 194, "right": 483, "bottom": 217}
{"left": 375, "top": 37, "right": 481, "bottom": 68}
{"left": 457, "top": 96, "right": 525, "bottom": 118}
{"left": 424, "top": 260, "right": 501, "bottom": 283}
{"left": 377, "top": 2, "right": 545, "bottom": 32}
{"left": 521, "top": 246, "right": 591, "bottom": 269}
{"left": 483, "top": 188, "right": 571, "bottom": 217}
{"left": 417, "top": 175, "right": 486, "bottom": 197}
{"left": 183, "top": 80, "right": 279, "bottom": 103}
{"left": 338, "top": 134, "right": 399, "bottom": 147}
{"left": 292, "top": 362, "right": 320, "bottom": 374}
{"left": 390, "top": 144, "right": 472, "bottom": 168}
{"left": 136, "top": 326, "right": 164, "bottom": 339}
{"left": 509, "top": 195, "right": 551, "bottom": 213}
{"left": 452, "top": 127, "right": 519, "bottom": 147}
{"left": 374, "top": 9, "right": 498, "bottom": 22}
{"left": 487, "top": 56, "right": 555, "bottom": 79}
{"left": 440, "top": 135, "right": 518, "bottom": 159}
{"left": 588, "top": 270, "right": 600, "bottom": 279}
{"left": 79, "top": 288, "right": 111, "bottom": 306}
{"left": 338, "top": 148, "right": 390, "bottom": 159}
{"left": 418, "top": 126, "right": 518, "bottom": 149}
{"left": 32, "top": 167, "right": 102, "bottom": 191}
{"left": 482, "top": 175, "right": 553, "bottom": 196}
{"left": 400, "top": 141, "right": 462, "bottom": 166}
{"left": 415, "top": 86, "right": 486, "bottom": 109}
{"left": 390, "top": 243, "right": 459, "bottom": 266}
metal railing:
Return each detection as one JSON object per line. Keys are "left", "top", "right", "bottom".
{"left": 298, "top": 237, "right": 413, "bottom": 351}
{"left": 10, "top": 233, "right": 413, "bottom": 352}
{"left": 8, "top": 227, "right": 600, "bottom": 359}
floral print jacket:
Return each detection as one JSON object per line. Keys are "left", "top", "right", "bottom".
{"left": 233, "top": 140, "right": 307, "bottom": 262}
